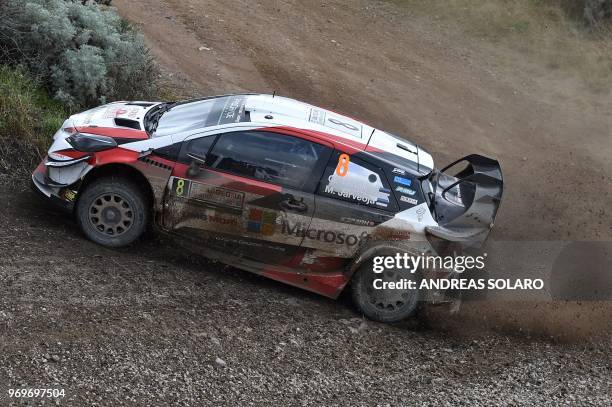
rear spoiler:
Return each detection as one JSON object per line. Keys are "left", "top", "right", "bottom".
{"left": 426, "top": 154, "right": 503, "bottom": 247}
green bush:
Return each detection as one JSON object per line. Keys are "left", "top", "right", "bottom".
{"left": 0, "top": 0, "right": 158, "bottom": 109}
{"left": 583, "top": 0, "right": 612, "bottom": 26}
{"left": 0, "top": 66, "right": 67, "bottom": 179}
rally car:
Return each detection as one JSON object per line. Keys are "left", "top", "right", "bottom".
{"left": 32, "top": 94, "right": 503, "bottom": 322}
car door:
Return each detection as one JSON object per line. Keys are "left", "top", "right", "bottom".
{"left": 163, "top": 129, "right": 332, "bottom": 265}
{"left": 297, "top": 151, "right": 398, "bottom": 271}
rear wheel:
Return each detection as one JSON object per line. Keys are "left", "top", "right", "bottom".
{"left": 351, "top": 260, "right": 421, "bottom": 323}
{"left": 76, "top": 178, "right": 148, "bottom": 247}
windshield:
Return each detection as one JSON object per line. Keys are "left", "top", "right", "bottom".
{"left": 146, "top": 95, "right": 251, "bottom": 137}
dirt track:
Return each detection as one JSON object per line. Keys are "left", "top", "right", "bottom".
{"left": 115, "top": 0, "right": 612, "bottom": 242}
{"left": 1, "top": 186, "right": 610, "bottom": 405}
{"left": 112, "top": 0, "right": 612, "bottom": 339}
{"left": 1, "top": 0, "right": 611, "bottom": 405}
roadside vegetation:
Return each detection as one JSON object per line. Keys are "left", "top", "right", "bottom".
{"left": 393, "top": 0, "right": 612, "bottom": 91}
{"left": 0, "top": 67, "right": 67, "bottom": 180}
{"left": 0, "top": 0, "right": 161, "bottom": 180}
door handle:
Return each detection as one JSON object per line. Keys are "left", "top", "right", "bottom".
{"left": 280, "top": 194, "right": 308, "bottom": 213}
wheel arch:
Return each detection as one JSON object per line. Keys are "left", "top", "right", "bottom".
{"left": 346, "top": 241, "right": 429, "bottom": 281}
{"left": 76, "top": 163, "right": 156, "bottom": 214}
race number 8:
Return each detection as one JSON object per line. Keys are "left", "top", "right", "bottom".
{"left": 172, "top": 178, "right": 191, "bottom": 197}
{"left": 336, "top": 154, "right": 350, "bottom": 177}
{"left": 176, "top": 179, "right": 185, "bottom": 196}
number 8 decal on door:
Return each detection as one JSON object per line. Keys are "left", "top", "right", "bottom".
{"left": 336, "top": 153, "right": 350, "bottom": 177}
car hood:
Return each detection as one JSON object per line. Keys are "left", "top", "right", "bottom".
{"left": 62, "top": 101, "right": 162, "bottom": 138}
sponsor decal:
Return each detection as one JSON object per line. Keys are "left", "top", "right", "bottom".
{"left": 127, "top": 108, "right": 139, "bottom": 118}
{"left": 392, "top": 168, "right": 406, "bottom": 175}
{"left": 192, "top": 184, "right": 244, "bottom": 209}
{"left": 416, "top": 207, "right": 426, "bottom": 222}
{"left": 390, "top": 230, "right": 411, "bottom": 240}
{"left": 394, "top": 176, "right": 412, "bottom": 187}
{"left": 324, "top": 162, "right": 391, "bottom": 208}
{"left": 219, "top": 95, "right": 246, "bottom": 124}
{"left": 340, "top": 217, "right": 376, "bottom": 227}
{"left": 335, "top": 154, "right": 350, "bottom": 177}
{"left": 247, "top": 208, "right": 277, "bottom": 235}
{"left": 299, "top": 250, "right": 319, "bottom": 265}
{"left": 202, "top": 212, "right": 239, "bottom": 226}
{"left": 395, "top": 186, "right": 416, "bottom": 196}
{"left": 62, "top": 189, "right": 77, "bottom": 202}
{"left": 281, "top": 220, "right": 369, "bottom": 247}
{"left": 310, "top": 110, "right": 361, "bottom": 136}
{"left": 324, "top": 176, "right": 378, "bottom": 206}
{"left": 328, "top": 117, "right": 359, "bottom": 132}
{"left": 101, "top": 105, "right": 140, "bottom": 120}
{"left": 400, "top": 195, "right": 418, "bottom": 205}
{"left": 105, "top": 107, "right": 126, "bottom": 118}
{"left": 309, "top": 108, "right": 326, "bottom": 125}
{"left": 204, "top": 95, "right": 248, "bottom": 126}
{"left": 172, "top": 178, "right": 192, "bottom": 197}
{"left": 171, "top": 178, "right": 244, "bottom": 209}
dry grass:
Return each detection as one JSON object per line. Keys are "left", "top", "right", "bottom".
{"left": 393, "top": 0, "right": 612, "bottom": 91}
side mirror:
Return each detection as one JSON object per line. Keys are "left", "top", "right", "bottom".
{"left": 186, "top": 152, "right": 207, "bottom": 177}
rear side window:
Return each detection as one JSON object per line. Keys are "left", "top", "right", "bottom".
{"left": 206, "top": 131, "right": 332, "bottom": 191}
{"left": 317, "top": 151, "right": 397, "bottom": 211}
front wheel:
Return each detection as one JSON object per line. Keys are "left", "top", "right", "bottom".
{"left": 351, "top": 260, "right": 421, "bottom": 323}
{"left": 76, "top": 178, "right": 148, "bottom": 248}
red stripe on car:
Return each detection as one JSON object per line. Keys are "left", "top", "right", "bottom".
{"left": 93, "top": 148, "right": 140, "bottom": 165}
{"left": 261, "top": 268, "right": 349, "bottom": 298}
{"left": 261, "top": 126, "right": 383, "bottom": 154}
{"left": 172, "top": 163, "right": 282, "bottom": 195}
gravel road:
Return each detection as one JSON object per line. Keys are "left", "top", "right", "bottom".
{"left": 1, "top": 185, "right": 610, "bottom": 405}
{"left": 1, "top": 0, "right": 611, "bottom": 404}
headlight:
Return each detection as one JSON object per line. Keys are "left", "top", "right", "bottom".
{"left": 66, "top": 133, "right": 117, "bottom": 152}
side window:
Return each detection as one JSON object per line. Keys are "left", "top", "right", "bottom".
{"left": 206, "top": 131, "right": 332, "bottom": 191}
{"left": 317, "top": 151, "right": 397, "bottom": 211}
{"left": 178, "top": 135, "right": 218, "bottom": 164}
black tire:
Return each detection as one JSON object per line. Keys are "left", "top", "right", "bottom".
{"left": 76, "top": 177, "right": 149, "bottom": 248}
{"left": 351, "top": 260, "right": 420, "bottom": 323}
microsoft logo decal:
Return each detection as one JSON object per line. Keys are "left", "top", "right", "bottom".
{"left": 247, "top": 208, "right": 277, "bottom": 235}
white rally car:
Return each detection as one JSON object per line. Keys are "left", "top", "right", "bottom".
{"left": 32, "top": 94, "right": 503, "bottom": 322}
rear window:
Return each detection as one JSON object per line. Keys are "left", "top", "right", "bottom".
{"left": 317, "top": 151, "right": 397, "bottom": 212}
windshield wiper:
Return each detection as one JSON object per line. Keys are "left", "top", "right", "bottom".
{"left": 144, "top": 102, "right": 177, "bottom": 135}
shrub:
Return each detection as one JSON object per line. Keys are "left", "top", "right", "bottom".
{"left": 583, "top": 0, "right": 612, "bottom": 26}
{"left": 0, "top": 66, "right": 67, "bottom": 179}
{"left": 0, "top": 0, "right": 158, "bottom": 109}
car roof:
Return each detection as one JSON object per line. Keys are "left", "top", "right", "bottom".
{"left": 243, "top": 94, "right": 433, "bottom": 175}
{"left": 245, "top": 94, "right": 373, "bottom": 143}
